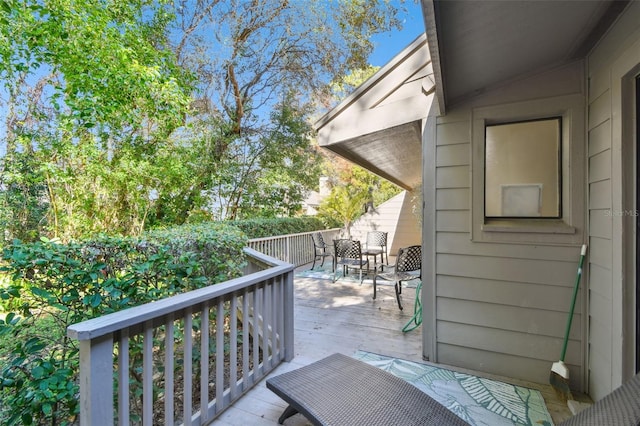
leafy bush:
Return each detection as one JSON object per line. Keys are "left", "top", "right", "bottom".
{"left": 226, "top": 216, "right": 339, "bottom": 239}
{"left": 0, "top": 222, "right": 247, "bottom": 425}
{"left": 146, "top": 222, "right": 248, "bottom": 283}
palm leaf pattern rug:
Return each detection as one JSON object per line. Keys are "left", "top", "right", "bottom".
{"left": 354, "top": 351, "right": 554, "bottom": 426}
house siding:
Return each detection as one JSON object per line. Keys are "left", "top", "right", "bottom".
{"left": 427, "top": 64, "right": 588, "bottom": 390}
{"left": 350, "top": 190, "right": 421, "bottom": 255}
{"left": 586, "top": 1, "right": 640, "bottom": 401}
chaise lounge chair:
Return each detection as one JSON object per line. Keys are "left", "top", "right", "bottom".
{"left": 266, "top": 353, "right": 469, "bottom": 426}
{"left": 267, "top": 353, "right": 640, "bottom": 426}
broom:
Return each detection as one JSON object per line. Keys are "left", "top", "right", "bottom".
{"left": 550, "top": 244, "right": 587, "bottom": 402}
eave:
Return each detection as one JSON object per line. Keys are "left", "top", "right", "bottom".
{"left": 314, "top": 34, "right": 433, "bottom": 190}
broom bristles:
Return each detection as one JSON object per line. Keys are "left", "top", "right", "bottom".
{"left": 550, "top": 370, "right": 573, "bottom": 402}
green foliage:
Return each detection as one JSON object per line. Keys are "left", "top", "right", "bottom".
{"left": 146, "top": 222, "right": 248, "bottom": 283}
{"left": 317, "top": 161, "right": 402, "bottom": 237}
{"left": 317, "top": 186, "right": 371, "bottom": 238}
{"left": 0, "top": 0, "right": 409, "bottom": 240}
{"left": 330, "top": 65, "right": 380, "bottom": 101}
{"left": 226, "top": 216, "right": 337, "bottom": 239}
{"left": 348, "top": 165, "right": 401, "bottom": 207}
{"left": 0, "top": 224, "right": 246, "bottom": 424}
{"left": 230, "top": 95, "right": 323, "bottom": 219}
{"left": 0, "top": 0, "right": 194, "bottom": 242}
{"left": 0, "top": 0, "right": 193, "bottom": 132}
{"left": 0, "top": 152, "right": 48, "bottom": 242}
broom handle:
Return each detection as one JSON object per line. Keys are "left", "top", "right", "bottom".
{"left": 560, "top": 244, "right": 587, "bottom": 361}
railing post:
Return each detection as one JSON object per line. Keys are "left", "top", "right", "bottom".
{"left": 283, "top": 269, "right": 295, "bottom": 361}
{"left": 286, "top": 236, "right": 291, "bottom": 263}
{"left": 78, "top": 334, "right": 114, "bottom": 426}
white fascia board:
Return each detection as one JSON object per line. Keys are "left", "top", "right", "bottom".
{"left": 314, "top": 33, "right": 430, "bottom": 132}
{"left": 316, "top": 91, "right": 432, "bottom": 147}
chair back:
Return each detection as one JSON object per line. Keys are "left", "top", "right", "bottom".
{"left": 395, "top": 245, "right": 421, "bottom": 273}
{"left": 366, "top": 231, "right": 387, "bottom": 248}
{"left": 312, "top": 232, "right": 327, "bottom": 248}
{"left": 334, "top": 239, "right": 362, "bottom": 260}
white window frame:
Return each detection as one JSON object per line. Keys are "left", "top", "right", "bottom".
{"left": 471, "top": 94, "right": 585, "bottom": 244}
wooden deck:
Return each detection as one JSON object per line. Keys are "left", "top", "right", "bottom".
{"left": 212, "top": 267, "right": 581, "bottom": 426}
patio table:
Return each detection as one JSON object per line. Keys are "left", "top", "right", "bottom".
{"left": 266, "top": 353, "right": 470, "bottom": 426}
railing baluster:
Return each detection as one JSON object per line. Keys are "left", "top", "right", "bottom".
{"left": 242, "top": 289, "right": 250, "bottom": 391}
{"left": 271, "top": 279, "right": 278, "bottom": 360}
{"left": 263, "top": 281, "right": 270, "bottom": 369}
{"left": 253, "top": 286, "right": 260, "bottom": 379}
{"left": 200, "top": 303, "right": 210, "bottom": 424}
{"left": 165, "top": 314, "right": 174, "bottom": 425}
{"left": 230, "top": 295, "right": 238, "bottom": 399}
{"left": 247, "top": 228, "right": 342, "bottom": 266}
{"left": 184, "top": 309, "right": 193, "bottom": 426}
{"left": 216, "top": 298, "right": 225, "bottom": 412}
{"left": 143, "top": 322, "right": 154, "bottom": 426}
{"left": 277, "top": 277, "right": 284, "bottom": 358}
{"left": 284, "top": 268, "right": 295, "bottom": 362}
{"left": 286, "top": 236, "right": 291, "bottom": 263}
{"left": 118, "top": 329, "right": 129, "bottom": 426}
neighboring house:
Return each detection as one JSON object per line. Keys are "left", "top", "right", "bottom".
{"left": 314, "top": 0, "right": 640, "bottom": 402}
{"left": 301, "top": 177, "right": 331, "bottom": 215}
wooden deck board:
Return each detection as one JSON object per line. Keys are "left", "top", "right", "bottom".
{"left": 211, "top": 269, "right": 582, "bottom": 425}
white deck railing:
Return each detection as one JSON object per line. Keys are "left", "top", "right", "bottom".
{"left": 247, "top": 228, "right": 341, "bottom": 267}
{"left": 67, "top": 248, "right": 294, "bottom": 426}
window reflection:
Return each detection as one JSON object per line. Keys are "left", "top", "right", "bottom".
{"left": 485, "top": 118, "right": 561, "bottom": 218}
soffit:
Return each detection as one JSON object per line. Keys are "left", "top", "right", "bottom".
{"left": 424, "top": 0, "right": 629, "bottom": 111}
{"left": 314, "top": 34, "right": 432, "bottom": 190}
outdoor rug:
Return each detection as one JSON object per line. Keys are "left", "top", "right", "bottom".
{"left": 295, "top": 264, "right": 419, "bottom": 288}
{"left": 354, "top": 351, "right": 554, "bottom": 426}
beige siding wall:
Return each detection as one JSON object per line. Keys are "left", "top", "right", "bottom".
{"left": 586, "top": 1, "right": 640, "bottom": 401}
{"left": 428, "top": 65, "right": 588, "bottom": 390}
{"left": 350, "top": 190, "right": 421, "bottom": 256}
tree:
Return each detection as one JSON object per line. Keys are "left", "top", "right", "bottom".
{"left": 0, "top": 152, "right": 48, "bottom": 242}
{"left": 169, "top": 0, "right": 407, "bottom": 219}
{"left": 0, "top": 0, "right": 194, "bottom": 240}
{"left": 318, "top": 185, "right": 369, "bottom": 238}
{"left": 0, "top": 0, "right": 411, "bottom": 239}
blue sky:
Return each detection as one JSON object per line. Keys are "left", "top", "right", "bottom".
{"left": 368, "top": 1, "right": 425, "bottom": 67}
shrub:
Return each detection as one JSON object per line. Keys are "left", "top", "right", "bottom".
{"left": 146, "top": 222, "right": 248, "bottom": 283}
{"left": 227, "top": 216, "right": 338, "bottom": 239}
{"left": 0, "top": 222, "right": 247, "bottom": 425}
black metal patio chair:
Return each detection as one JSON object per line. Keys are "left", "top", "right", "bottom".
{"left": 373, "top": 245, "right": 421, "bottom": 310}
{"left": 310, "top": 232, "right": 333, "bottom": 270}
{"left": 362, "top": 231, "right": 388, "bottom": 268}
{"left": 333, "top": 239, "right": 369, "bottom": 283}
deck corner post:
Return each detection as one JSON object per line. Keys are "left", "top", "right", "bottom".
{"left": 284, "top": 270, "right": 295, "bottom": 361}
{"left": 78, "top": 333, "right": 115, "bottom": 426}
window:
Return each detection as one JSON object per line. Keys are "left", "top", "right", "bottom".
{"left": 484, "top": 118, "right": 562, "bottom": 218}
{"left": 471, "top": 94, "right": 585, "bottom": 244}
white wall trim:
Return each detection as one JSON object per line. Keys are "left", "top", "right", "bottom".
{"left": 422, "top": 95, "right": 438, "bottom": 361}
{"left": 610, "top": 36, "right": 640, "bottom": 386}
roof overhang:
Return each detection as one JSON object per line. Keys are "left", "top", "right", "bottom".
{"left": 422, "top": 0, "right": 630, "bottom": 113}
{"left": 314, "top": 34, "right": 433, "bottom": 190}
{"left": 320, "top": 121, "right": 424, "bottom": 190}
